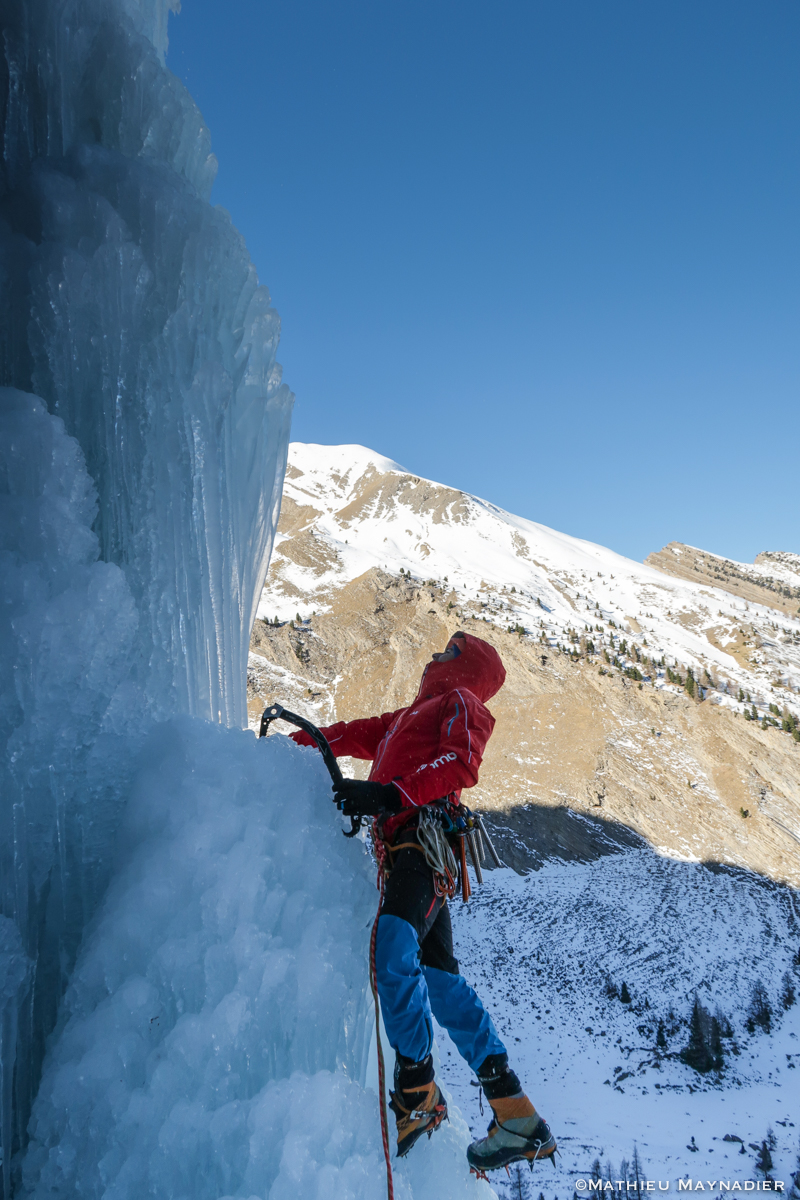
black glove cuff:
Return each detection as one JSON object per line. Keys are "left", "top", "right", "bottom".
{"left": 383, "top": 782, "right": 403, "bottom": 813}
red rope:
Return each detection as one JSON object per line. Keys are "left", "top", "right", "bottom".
{"left": 369, "top": 821, "right": 395, "bottom": 1200}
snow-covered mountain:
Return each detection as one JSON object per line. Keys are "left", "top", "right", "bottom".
{"left": 251, "top": 442, "right": 800, "bottom": 886}
{"left": 250, "top": 443, "right": 800, "bottom": 1193}
{"left": 259, "top": 444, "right": 800, "bottom": 704}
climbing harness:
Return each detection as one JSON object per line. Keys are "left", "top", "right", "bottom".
{"left": 378, "top": 799, "right": 504, "bottom": 901}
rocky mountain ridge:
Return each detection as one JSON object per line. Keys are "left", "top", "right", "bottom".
{"left": 646, "top": 542, "right": 800, "bottom": 618}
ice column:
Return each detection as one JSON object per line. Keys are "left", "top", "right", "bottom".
{"left": 0, "top": 0, "right": 293, "bottom": 726}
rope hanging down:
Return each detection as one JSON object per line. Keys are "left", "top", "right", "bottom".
{"left": 259, "top": 705, "right": 394, "bottom": 1195}
{"left": 369, "top": 820, "right": 395, "bottom": 1200}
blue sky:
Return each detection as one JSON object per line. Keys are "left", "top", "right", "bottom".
{"left": 167, "top": 2, "right": 799, "bottom": 564}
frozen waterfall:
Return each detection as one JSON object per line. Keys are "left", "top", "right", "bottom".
{"left": 0, "top": 0, "right": 491, "bottom": 1196}
{"left": 1, "top": 0, "right": 289, "bottom": 1186}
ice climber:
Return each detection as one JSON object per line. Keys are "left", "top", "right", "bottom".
{"left": 290, "top": 630, "right": 557, "bottom": 1172}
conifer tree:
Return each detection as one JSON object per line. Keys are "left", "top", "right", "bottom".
{"left": 656, "top": 1018, "right": 667, "bottom": 1049}
{"left": 681, "top": 996, "right": 715, "bottom": 1073}
{"left": 620, "top": 982, "right": 632, "bottom": 1004}
{"left": 755, "top": 1139, "right": 774, "bottom": 1179}
{"left": 709, "top": 1014, "right": 724, "bottom": 1071}
{"left": 715, "top": 1008, "right": 734, "bottom": 1039}
{"left": 746, "top": 980, "right": 773, "bottom": 1033}
{"left": 781, "top": 972, "right": 796, "bottom": 1010}
{"left": 507, "top": 1162, "right": 534, "bottom": 1199}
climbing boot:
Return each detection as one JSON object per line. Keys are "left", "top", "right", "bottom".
{"left": 389, "top": 1052, "right": 448, "bottom": 1158}
{"left": 466, "top": 1053, "right": 556, "bottom": 1173}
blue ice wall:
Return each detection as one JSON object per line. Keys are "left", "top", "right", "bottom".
{"left": 0, "top": 0, "right": 292, "bottom": 1184}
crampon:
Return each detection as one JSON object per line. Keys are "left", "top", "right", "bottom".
{"left": 466, "top": 1111, "right": 557, "bottom": 1173}
{"left": 389, "top": 1082, "right": 448, "bottom": 1158}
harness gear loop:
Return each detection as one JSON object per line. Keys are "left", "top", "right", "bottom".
{"left": 416, "top": 808, "right": 458, "bottom": 899}
{"left": 369, "top": 820, "right": 395, "bottom": 1200}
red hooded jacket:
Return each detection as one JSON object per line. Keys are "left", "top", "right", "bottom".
{"left": 290, "top": 633, "right": 506, "bottom": 837}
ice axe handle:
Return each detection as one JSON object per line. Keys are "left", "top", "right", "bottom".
{"left": 258, "top": 704, "right": 361, "bottom": 838}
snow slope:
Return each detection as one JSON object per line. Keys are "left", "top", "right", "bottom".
{"left": 447, "top": 851, "right": 800, "bottom": 1196}
{"left": 646, "top": 544, "right": 800, "bottom": 620}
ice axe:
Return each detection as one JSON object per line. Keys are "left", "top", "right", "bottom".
{"left": 258, "top": 703, "right": 362, "bottom": 838}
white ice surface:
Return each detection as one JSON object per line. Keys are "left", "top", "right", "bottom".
{"left": 0, "top": 390, "right": 140, "bottom": 1193}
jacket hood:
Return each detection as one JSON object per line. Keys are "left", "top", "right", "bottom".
{"left": 416, "top": 632, "right": 506, "bottom": 704}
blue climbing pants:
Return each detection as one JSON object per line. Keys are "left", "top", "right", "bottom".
{"left": 374, "top": 837, "right": 506, "bottom": 1068}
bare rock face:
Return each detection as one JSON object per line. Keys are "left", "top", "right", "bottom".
{"left": 250, "top": 446, "right": 800, "bottom": 886}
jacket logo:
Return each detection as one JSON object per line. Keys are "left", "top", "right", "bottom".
{"left": 415, "top": 752, "right": 457, "bottom": 773}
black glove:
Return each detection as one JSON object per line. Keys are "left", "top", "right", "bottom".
{"left": 332, "top": 778, "right": 403, "bottom": 817}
